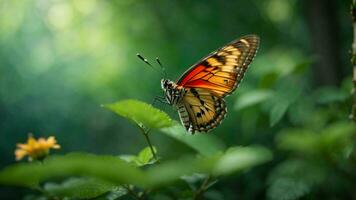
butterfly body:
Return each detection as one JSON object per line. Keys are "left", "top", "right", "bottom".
{"left": 161, "top": 79, "right": 185, "bottom": 106}
{"left": 161, "top": 35, "right": 260, "bottom": 134}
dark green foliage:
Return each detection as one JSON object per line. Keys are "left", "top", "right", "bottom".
{"left": 0, "top": 148, "right": 272, "bottom": 199}
{"left": 0, "top": 100, "right": 272, "bottom": 199}
{"left": 0, "top": 0, "right": 354, "bottom": 199}
{"left": 44, "top": 178, "right": 118, "bottom": 199}
{"left": 0, "top": 153, "right": 147, "bottom": 188}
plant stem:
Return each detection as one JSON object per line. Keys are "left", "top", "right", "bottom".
{"left": 193, "top": 175, "right": 212, "bottom": 200}
{"left": 137, "top": 126, "right": 158, "bottom": 161}
{"left": 351, "top": 0, "right": 356, "bottom": 122}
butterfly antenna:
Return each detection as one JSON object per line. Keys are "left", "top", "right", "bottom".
{"left": 156, "top": 57, "right": 167, "bottom": 78}
{"left": 137, "top": 53, "right": 164, "bottom": 76}
{"left": 136, "top": 53, "right": 154, "bottom": 68}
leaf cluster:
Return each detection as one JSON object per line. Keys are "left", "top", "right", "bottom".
{"left": 0, "top": 99, "right": 272, "bottom": 200}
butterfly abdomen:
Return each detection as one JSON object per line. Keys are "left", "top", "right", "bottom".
{"left": 176, "top": 102, "right": 191, "bottom": 131}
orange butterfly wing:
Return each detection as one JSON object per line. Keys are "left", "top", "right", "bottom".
{"left": 177, "top": 35, "right": 260, "bottom": 97}
{"left": 175, "top": 35, "right": 259, "bottom": 133}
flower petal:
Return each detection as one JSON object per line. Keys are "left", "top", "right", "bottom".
{"left": 15, "top": 149, "right": 27, "bottom": 161}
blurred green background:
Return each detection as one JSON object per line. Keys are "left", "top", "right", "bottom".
{"left": 0, "top": 0, "right": 355, "bottom": 199}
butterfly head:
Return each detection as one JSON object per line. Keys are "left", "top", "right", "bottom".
{"left": 161, "top": 79, "right": 184, "bottom": 105}
{"left": 161, "top": 79, "right": 174, "bottom": 90}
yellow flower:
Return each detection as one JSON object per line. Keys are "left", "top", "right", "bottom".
{"left": 15, "top": 134, "right": 60, "bottom": 161}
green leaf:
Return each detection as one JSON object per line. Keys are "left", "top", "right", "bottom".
{"left": 235, "top": 89, "right": 274, "bottom": 110}
{"left": 119, "top": 146, "right": 157, "bottom": 167}
{"left": 146, "top": 146, "right": 272, "bottom": 187}
{"left": 118, "top": 155, "right": 138, "bottom": 165}
{"left": 44, "top": 177, "right": 116, "bottom": 199}
{"left": 292, "top": 58, "right": 313, "bottom": 74}
{"left": 103, "top": 99, "right": 172, "bottom": 129}
{"left": 269, "top": 101, "right": 289, "bottom": 127}
{"left": 0, "top": 153, "right": 147, "bottom": 188}
{"left": 22, "top": 194, "right": 48, "bottom": 200}
{"left": 137, "top": 146, "right": 157, "bottom": 166}
{"left": 320, "top": 122, "right": 356, "bottom": 157}
{"left": 276, "top": 122, "right": 356, "bottom": 157}
{"left": 104, "top": 186, "right": 128, "bottom": 200}
{"left": 276, "top": 129, "right": 320, "bottom": 155}
{"left": 0, "top": 147, "right": 272, "bottom": 189}
{"left": 267, "top": 159, "right": 326, "bottom": 200}
{"left": 160, "top": 122, "right": 225, "bottom": 156}
{"left": 266, "top": 76, "right": 303, "bottom": 126}
{"left": 212, "top": 146, "right": 273, "bottom": 176}
{"left": 146, "top": 155, "right": 219, "bottom": 187}
{"left": 267, "top": 178, "right": 310, "bottom": 200}
{"left": 313, "top": 87, "right": 349, "bottom": 104}
{"left": 258, "top": 72, "right": 279, "bottom": 88}
{"left": 147, "top": 156, "right": 213, "bottom": 187}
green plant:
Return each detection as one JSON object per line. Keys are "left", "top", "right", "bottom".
{"left": 0, "top": 99, "right": 272, "bottom": 200}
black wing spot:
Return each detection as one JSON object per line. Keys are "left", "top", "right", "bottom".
{"left": 201, "top": 60, "right": 211, "bottom": 67}
{"left": 196, "top": 112, "right": 202, "bottom": 118}
{"left": 212, "top": 55, "right": 225, "bottom": 64}
{"left": 200, "top": 99, "right": 205, "bottom": 105}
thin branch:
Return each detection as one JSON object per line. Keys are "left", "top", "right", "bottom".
{"left": 193, "top": 175, "right": 212, "bottom": 200}
{"left": 137, "top": 125, "right": 158, "bottom": 161}
{"left": 351, "top": 0, "right": 356, "bottom": 122}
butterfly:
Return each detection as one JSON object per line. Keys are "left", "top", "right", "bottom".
{"left": 161, "top": 35, "right": 260, "bottom": 134}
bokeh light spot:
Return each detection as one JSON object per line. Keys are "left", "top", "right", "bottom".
{"left": 47, "top": 2, "right": 73, "bottom": 30}
{"left": 266, "top": 0, "right": 292, "bottom": 23}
